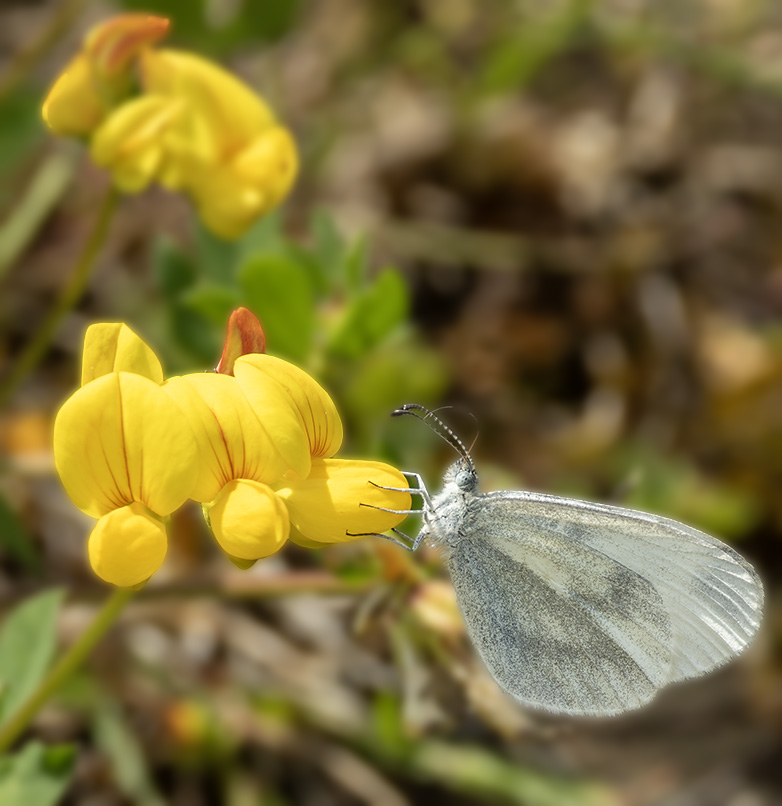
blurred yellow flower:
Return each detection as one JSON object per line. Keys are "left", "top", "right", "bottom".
{"left": 54, "top": 324, "right": 198, "bottom": 587}
{"left": 43, "top": 14, "right": 297, "bottom": 239}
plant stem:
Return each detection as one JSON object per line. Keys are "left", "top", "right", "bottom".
{"left": 0, "top": 586, "right": 134, "bottom": 754}
{"left": 0, "top": 184, "right": 119, "bottom": 408}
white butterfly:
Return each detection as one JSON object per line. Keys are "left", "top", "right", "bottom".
{"left": 364, "top": 404, "right": 764, "bottom": 717}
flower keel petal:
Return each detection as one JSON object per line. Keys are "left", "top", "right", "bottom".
{"left": 275, "top": 459, "right": 411, "bottom": 544}
{"left": 88, "top": 503, "right": 167, "bottom": 587}
{"left": 208, "top": 479, "right": 289, "bottom": 560}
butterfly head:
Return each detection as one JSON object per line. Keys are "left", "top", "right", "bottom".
{"left": 444, "top": 457, "right": 478, "bottom": 493}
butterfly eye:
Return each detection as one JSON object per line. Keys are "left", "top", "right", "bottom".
{"left": 455, "top": 470, "right": 474, "bottom": 490}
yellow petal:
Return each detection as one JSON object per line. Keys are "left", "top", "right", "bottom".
{"left": 42, "top": 53, "right": 106, "bottom": 136}
{"left": 91, "top": 95, "right": 182, "bottom": 192}
{"left": 227, "top": 358, "right": 314, "bottom": 479}
{"left": 81, "top": 323, "right": 164, "bottom": 385}
{"left": 185, "top": 128, "right": 298, "bottom": 239}
{"left": 140, "top": 49, "right": 277, "bottom": 155}
{"left": 275, "top": 458, "right": 411, "bottom": 544}
{"left": 235, "top": 354, "right": 343, "bottom": 461}
{"left": 54, "top": 372, "right": 198, "bottom": 517}
{"left": 207, "top": 479, "right": 289, "bottom": 560}
{"left": 88, "top": 502, "right": 167, "bottom": 587}
{"left": 163, "top": 373, "right": 304, "bottom": 501}
{"left": 232, "top": 126, "right": 298, "bottom": 209}
{"left": 188, "top": 171, "right": 268, "bottom": 239}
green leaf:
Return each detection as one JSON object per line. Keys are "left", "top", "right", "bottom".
{"left": 169, "top": 305, "right": 221, "bottom": 365}
{"left": 93, "top": 696, "right": 165, "bottom": 806}
{"left": 153, "top": 238, "right": 197, "bottom": 298}
{"left": 344, "top": 234, "right": 369, "bottom": 290}
{"left": 0, "top": 152, "right": 74, "bottom": 283}
{"left": 0, "top": 590, "right": 64, "bottom": 726}
{"left": 341, "top": 336, "right": 449, "bottom": 452}
{"left": 327, "top": 269, "right": 409, "bottom": 359}
{"left": 236, "top": 209, "right": 287, "bottom": 262}
{"left": 0, "top": 742, "right": 75, "bottom": 806}
{"left": 181, "top": 284, "right": 241, "bottom": 326}
{"left": 238, "top": 254, "right": 315, "bottom": 362}
{"left": 0, "top": 90, "right": 45, "bottom": 183}
{"left": 0, "top": 494, "right": 40, "bottom": 574}
{"left": 311, "top": 211, "right": 347, "bottom": 289}
{"left": 193, "top": 220, "right": 240, "bottom": 283}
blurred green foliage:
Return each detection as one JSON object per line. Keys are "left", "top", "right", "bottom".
{"left": 0, "top": 493, "right": 41, "bottom": 574}
{"left": 0, "top": 742, "right": 75, "bottom": 806}
{"left": 0, "top": 91, "right": 44, "bottom": 183}
{"left": 149, "top": 211, "right": 448, "bottom": 458}
{"left": 119, "top": 0, "right": 303, "bottom": 56}
{"left": 92, "top": 695, "right": 167, "bottom": 806}
{"left": 0, "top": 590, "right": 63, "bottom": 728}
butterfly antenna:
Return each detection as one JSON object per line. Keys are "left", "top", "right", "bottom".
{"left": 392, "top": 403, "right": 475, "bottom": 470}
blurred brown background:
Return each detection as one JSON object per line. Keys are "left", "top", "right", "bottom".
{"left": 1, "top": 1, "right": 781, "bottom": 804}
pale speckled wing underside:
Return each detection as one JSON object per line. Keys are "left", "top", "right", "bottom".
{"left": 446, "top": 490, "right": 763, "bottom": 716}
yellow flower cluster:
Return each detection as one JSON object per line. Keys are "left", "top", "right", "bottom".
{"left": 42, "top": 15, "right": 297, "bottom": 239}
{"left": 54, "top": 322, "right": 411, "bottom": 587}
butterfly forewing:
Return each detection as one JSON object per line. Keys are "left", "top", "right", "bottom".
{"left": 447, "top": 509, "right": 675, "bottom": 715}
{"left": 476, "top": 491, "right": 764, "bottom": 686}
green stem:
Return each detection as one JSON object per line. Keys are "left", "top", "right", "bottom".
{"left": 0, "top": 586, "right": 134, "bottom": 754}
{"left": 0, "top": 185, "right": 119, "bottom": 408}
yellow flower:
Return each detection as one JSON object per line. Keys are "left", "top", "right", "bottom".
{"left": 43, "top": 15, "right": 297, "bottom": 239}
{"left": 136, "top": 49, "right": 297, "bottom": 239}
{"left": 54, "top": 324, "right": 198, "bottom": 587}
{"left": 163, "top": 351, "right": 348, "bottom": 562}
{"left": 167, "top": 346, "right": 410, "bottom": 561}
{"left": 54, "top": 313, "right": 414, "bottom": 583}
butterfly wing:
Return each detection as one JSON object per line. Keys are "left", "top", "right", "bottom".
{"left": 481, "top": 491, "right": 763, "bottom": 683}
{"left": 448, "top": 491, "right": 762, "bottom": 716}
{"left": 447, "top": 502, "right": 674, "bottom": 715}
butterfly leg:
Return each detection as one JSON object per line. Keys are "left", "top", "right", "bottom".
{"left": 351, "top": 471, "right": 434, "bottom": 551}
{"left": 368, "top": 471, "right": 434, "bottom": 510}
{"left": 344, "top": 527, "right": 423, "bottom": 552}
